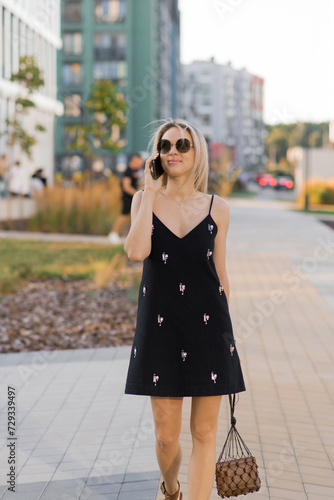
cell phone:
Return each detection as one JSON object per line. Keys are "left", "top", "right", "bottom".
{"left": 150, "top": 154, "right": 164, "bottom": 180}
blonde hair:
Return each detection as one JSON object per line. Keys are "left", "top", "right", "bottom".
{"left": 147, "top": 118, "right": 209, "bottom": 193}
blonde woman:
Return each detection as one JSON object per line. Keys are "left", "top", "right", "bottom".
{"left": 124, "top": 119, "right": 245, "bottom": 500}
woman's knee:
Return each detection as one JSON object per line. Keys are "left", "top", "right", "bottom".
{"left": 190, "top": 421, "right": 217, "bottom": 446}
{"left": 151, "top": 396, "right": 183, "bottom": 450}
{"left": 155, "top": 427, "right": 180, "bottom": 450}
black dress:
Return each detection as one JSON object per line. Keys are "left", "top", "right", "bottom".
{"left": 124, "top": 194, "right": 246, "bottom": 397}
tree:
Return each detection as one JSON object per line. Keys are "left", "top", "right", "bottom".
{"left": 66, "top": 80, "right": 127, "bottom": 161}
{"left": 1, "top": 56, "right": 46, "bottom": 159}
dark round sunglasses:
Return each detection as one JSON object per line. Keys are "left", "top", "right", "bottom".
{"left": 157, "top": 138, "right": 194, "bottom": 154}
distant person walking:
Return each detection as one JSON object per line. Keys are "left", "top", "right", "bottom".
{"left": 108, "top": 153, "right": 144, "bottom": 243}
{"left": 0, "top": 154, "right": 9, "bottom": 198}
{"left": 30, "top": 168, "right": 47, "bottom": 197}
{"left": 8, "top": 160, "right": 23, "bottom": 197}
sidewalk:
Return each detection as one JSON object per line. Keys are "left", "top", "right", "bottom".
{"left": 1, "top": 197, "right": 334, "bottom": 500}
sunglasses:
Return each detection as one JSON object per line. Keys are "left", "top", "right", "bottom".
{"left": 157, "top": 138, "right": 194, "bottom": 154}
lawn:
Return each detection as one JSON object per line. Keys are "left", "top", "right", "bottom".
{"left": 0, "top": 239, "right": 127, "bottom": 294}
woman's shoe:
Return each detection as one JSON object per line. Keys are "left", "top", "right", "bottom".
{"left": 160, "top": 480, "right": 183, "bottom": 500}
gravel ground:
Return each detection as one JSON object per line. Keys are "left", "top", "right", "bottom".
{"left": 0, "top": 277, "right": 138, "bottom": 353}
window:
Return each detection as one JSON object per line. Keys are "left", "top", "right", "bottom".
{"left": 94, "top": 33, "right": 125, "bottom": 60}
{"left": 64, "top": 94, "right": 81, "bottom": 116}
{"left": 202, "top": 114, "right": 211, "bottom": 126}
{"left": 63, "top": 33, "right": 82, "bottom": 54}
{"left": 64, "top": 127, "right": 77, "bottom": 147}
{"left": 64, "top": 2, "right": 82, "bottom": 22}
{"left": 93, "top": 61, "right": 127, "bottom": 80}
{"left": 95, "top": 0, "right": 126, "bottom": 23}
{"left": 63, "top": 63, "right": 82, "bottom": 85}
{"left": 202, "top": 97, "right": 211, "bottom": 106}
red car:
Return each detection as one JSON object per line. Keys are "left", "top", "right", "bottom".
{"left": 258, "top": 174, "right": 277, "bottom": 187}
{"left": 274, "top": 176, "right": 294, "bottom": 190}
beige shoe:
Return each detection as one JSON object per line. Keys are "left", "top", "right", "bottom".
{"left": 160, "top": 480, "right": 183, "bottom": 500}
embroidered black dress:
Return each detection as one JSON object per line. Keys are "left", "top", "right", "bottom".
{"left": 124, "top": 194, "right": 246, "bottom": 397}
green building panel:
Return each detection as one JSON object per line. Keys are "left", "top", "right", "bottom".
{"left": 56, "top": 0, "right": 180, "bottom": 173}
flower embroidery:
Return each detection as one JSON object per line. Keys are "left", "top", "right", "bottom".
{"left": 203, "top": 313, "right": 210, "bottom": 325}
{"left": 134, "top": 347, "right": 137, "bottom": 358}
{"left": 142, "top": 285, "right": 147, "bottom": 296}
{"left": 152, "top": 224, "right": 154, "bottom": 235}
{"left": 153, "top": 373, "right": 159, "bottom": 386}
{"left": 208, "top": 224, "right": 214, "bottom": 234}
{"left": 230, "top": 344, "right": 235, "bottom": 356}
{"left": 162, "top": 252, "right": 168, "bottom": 264}
{"left": 219, "top": 283, "right": 224, "bottom": 295}
{"left": 179, "top": 283, "right": 186, "bottom": 295}
{"left": 207, "top": 249, "right": 213, "bottom": 259}
{"left": 181, "top": 350, "right": 187, "bottom": 361}
{"left": 158, "top": 315, "right": 164, "bottom": 326}
{"left": 211, "top": 372, "right": 217, "bottom": 383}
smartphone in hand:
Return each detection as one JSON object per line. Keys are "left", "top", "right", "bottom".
{"left": 150, "top": 154, "right": 164, "bottom": 180}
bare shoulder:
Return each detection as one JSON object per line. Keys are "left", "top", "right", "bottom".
{"left": 211, "top": 194, "right": 230, "bottom": 232}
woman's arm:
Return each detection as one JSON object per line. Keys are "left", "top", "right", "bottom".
{"left": 212, "top": 196, "right": 231, "bottom": 307}
{"left": 124, "top": 189, "right": 156, "bottom": 261}
{"left": 124, "top": 151, "right": 163, "bottom": 261}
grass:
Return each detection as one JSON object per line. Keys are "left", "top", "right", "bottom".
{"left": 227, "top": 190, "right": 257, "bottom": 198}
{"left": 291, "top": 207, "right": 334, "bottom": 215}
{"left": 0, "top": 239, "right": 128, "bottom": 295}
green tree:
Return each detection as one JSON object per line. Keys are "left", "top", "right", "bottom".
{"left": 1, "top": 56, "right": 46, "bottom": 159}
{"left": 265, "top": 121, "right": 329, "bottom": 164}
{"left": 66, "top": 80, "right": 127, "bottom": 159}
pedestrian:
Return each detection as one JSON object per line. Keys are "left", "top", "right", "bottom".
{"left": 108, "top": 153, "right": 144, "bottom": 244}
{"left": 123, "top": 118, "right": 245, "bottom": 500}
{"left": 0, "top": 154, "right": 9, "bottom": 198}
{"left": 8, "top": 160, "right": 23, "bottom": 197}
{"left": 30, "top": 168, "right": 47, "bottom": 197}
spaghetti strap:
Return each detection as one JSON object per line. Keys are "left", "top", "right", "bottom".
{"left": 209, "top": 194, "right": 214, "bottom": 215}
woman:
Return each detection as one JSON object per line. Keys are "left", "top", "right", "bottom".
{"left": 124, "top": 118, "right": 245, "bottom": 500}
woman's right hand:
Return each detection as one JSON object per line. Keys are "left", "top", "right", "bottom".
{"left": 144, "top": 151, "right": 164, "bottom": 193}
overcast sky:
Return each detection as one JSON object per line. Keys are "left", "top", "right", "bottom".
{"left": 178, "top": 0, "right": 334, "bottom": 125}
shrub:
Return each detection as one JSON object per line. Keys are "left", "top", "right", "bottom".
{"left": 297, "top": 178, "right": 334, "bottom": 206}
{"left": 29, "top": 175, "right": 122, "bottom": 235}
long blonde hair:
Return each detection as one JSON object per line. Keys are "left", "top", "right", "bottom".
{"left": 147, "top": 118, "right": 209, "bottom": 193}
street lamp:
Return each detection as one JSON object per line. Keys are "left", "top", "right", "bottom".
{"left": 304, "top": 145, "right": 309, "bottom": 211}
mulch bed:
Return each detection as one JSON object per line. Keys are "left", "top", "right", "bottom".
{"left": 0, "top": 277, "right": 138, "bottom": 353}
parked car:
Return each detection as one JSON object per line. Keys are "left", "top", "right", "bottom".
{"left": 274, "top": 176, "right": 294, "bottom": 190}
{"left": 258, "top": 174, "right": 277, "bottom": 187}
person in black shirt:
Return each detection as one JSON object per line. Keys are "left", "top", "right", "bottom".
{"left": 108, "top": 153, "right": 144, "bottom": 243}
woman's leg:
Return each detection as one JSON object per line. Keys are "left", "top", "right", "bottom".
{"left": 189, "top": 395, "right": 222, "bottom": 500}
{"left": 150, "top": 396, "right": 183, "bottom": 495}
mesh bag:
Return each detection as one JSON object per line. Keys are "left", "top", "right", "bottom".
{"left": 216, "top": 394, "right": 261, "bottom": 498}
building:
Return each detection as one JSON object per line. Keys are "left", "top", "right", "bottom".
{"left": 181, "top": 58, "right": 265, "bottom": 173}
{"left": 0, "top": 0, "right": 63, "bottom": 194}
{"left": 56, "top": 0, "right": 180, "bottom": 176}
{"left": 287, "top": 146, "right": 334, "bottom": 195}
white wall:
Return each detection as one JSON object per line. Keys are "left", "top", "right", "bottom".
{"left": 288, "top": 147, "right": 334, "bottom": 194}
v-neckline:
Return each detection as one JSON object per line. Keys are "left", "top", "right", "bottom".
{"left": 153, "top": 212, "right": 216, "bottom": 240}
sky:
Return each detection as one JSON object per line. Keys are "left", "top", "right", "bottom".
{"left": 178, "top": 0, "right": 334, "bottom": 125}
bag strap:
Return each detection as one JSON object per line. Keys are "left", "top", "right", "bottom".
{"left": 229, "top": 394, "right": 237, "bottom": 426}
{"left": 217, "top": 393, "right": 252, "bottom": 461}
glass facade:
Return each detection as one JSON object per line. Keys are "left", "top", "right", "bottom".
{"left": 64, "top": 93, "right": 81, "bottom": 116}
{"left": 64, "top": 2, "right": 82, "bottom": 23}
{"left": 63, "top": 63, "right": 82, "bottom": 85}
{"left": 93, "top": 60, "right": 126, "bottom": 80}
{"left": 95, "top": 0, "right": 126, "bottom": 23}
{"left": 94, "top": 32, "right": 125, "bottom": 60}
{"left": 63, "top": 32, "right": 82, "bottom": 54}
